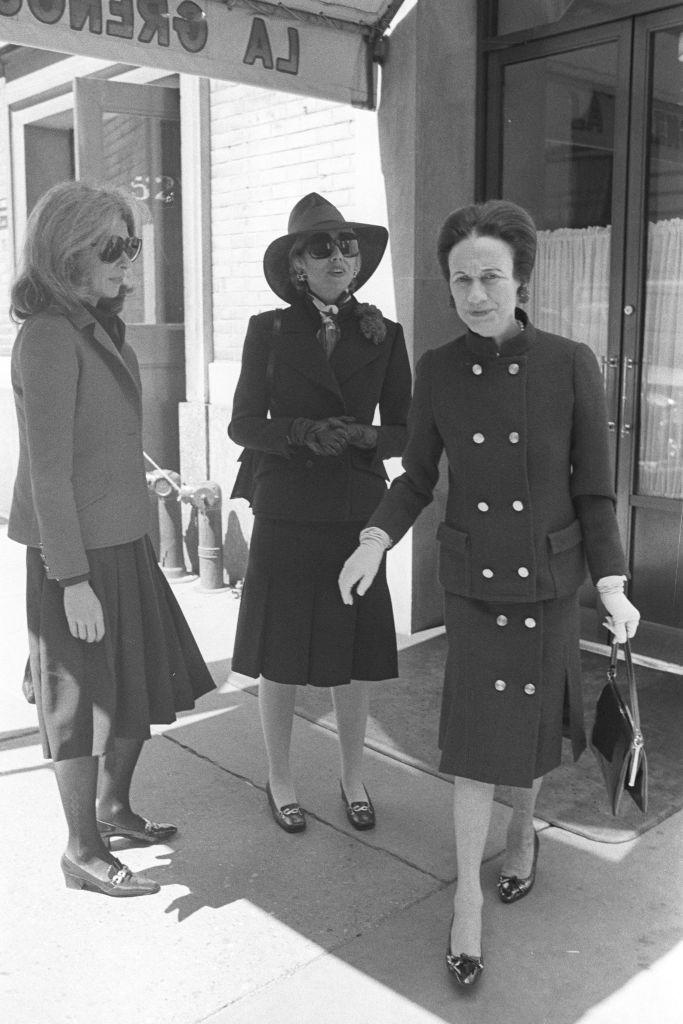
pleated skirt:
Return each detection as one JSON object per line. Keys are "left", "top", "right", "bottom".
{"left": 25, "top": 536, "right": 215, "bottom": 761}
{"left": 231, "top": 517, "right": 398, "bottom": 686}
{"left": 438, "top": 592, "right": 585, "bottom": 788}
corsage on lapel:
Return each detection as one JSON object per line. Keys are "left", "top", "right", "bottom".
{"left": 356, "top": 303, "right": 386, "bottom": 345}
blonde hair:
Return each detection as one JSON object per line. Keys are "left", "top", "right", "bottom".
{"left": 10, "top": 181, "right": 139, "bottom": 321}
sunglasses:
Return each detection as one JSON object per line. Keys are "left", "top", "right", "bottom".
{"left": 304, "top": 231, "right": 359, "bottom": 259}
{"left": 98, "top": 235, "right": 143, "bottom": 264}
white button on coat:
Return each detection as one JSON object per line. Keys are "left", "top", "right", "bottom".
{"left": 525, "top": 617, "right": 537, "bottom": 629}
{"left": 473, "top": 432, "right": 485, "bottom": 444}
{"left": 477, "top": 501, "right": 490, "bottom": 512}
{"left": 524, "top": 683, "right": 536, "bottom": 695}
{"left": 472, "top": 364, "right": 483, "bottom": 375}
{"left": 496, "top": 615, "right": 508, "bottom": 627}
{"left": 512, "top": 500, "right": 524, "bottom": 512}
{"left": 508, "top": 363, "right": 520, "bottom": 375}
{"left": 495, "top": 679, "right": 507, "bottom": 692}
{"left": 518, "top": 566, "right": 530, "bottom": 578}
{"left": 482, "top": 568, "right": 494, "bottom": 579}
{"left": 509, "top": 431, "right": 520, "bottom": 444}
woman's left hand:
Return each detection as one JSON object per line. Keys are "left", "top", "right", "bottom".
{"left": 63, "top": 581, "right": 105, "bottom": 643}
{"left": 328, "top": 416, "right": 378, "bottom": 450}
{"left": 601, "top": 591, "right": 641, "bottom": 643}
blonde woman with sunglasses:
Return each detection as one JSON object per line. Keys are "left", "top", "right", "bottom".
{"left": 8, "top": 181, "right": 215, "bottom": 897}
{"left": 228, "top": 193, "right": 411, "bottom": 833}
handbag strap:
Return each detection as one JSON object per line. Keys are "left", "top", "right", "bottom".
{"left": 265, "top": 309, "right": 282, "bottom": 399}
{"left": 608, "top": 639, "right": 645, "bottom": 785}
{"left": 608, "top": 638, "right": 641, "bottom": 732}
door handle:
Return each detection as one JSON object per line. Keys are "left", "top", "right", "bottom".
{"left": 602, "top": 355, "right": 619, "bottom": 430}
{"left": 620, "top": 357, "right": 636, "bottom": 437}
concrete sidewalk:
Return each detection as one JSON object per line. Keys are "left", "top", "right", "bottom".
{"left": 1, "top": 524, "right": 681, "bottom": 1024}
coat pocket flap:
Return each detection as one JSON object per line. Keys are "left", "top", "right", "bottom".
{"left": 436, "top": 522, "right": 469, "bottom": 552}
{"left": 548, "top": 519, "right": 582, "bottom": 554}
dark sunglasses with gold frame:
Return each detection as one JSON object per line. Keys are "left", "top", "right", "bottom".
{"left": 98, "top": 235, "right": 143, "bottom": 264}
{"left": 302, "top": 231, "right": 359, "bottom": 260}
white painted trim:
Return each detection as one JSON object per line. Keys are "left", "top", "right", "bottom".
{"left": 393, "top": 630, "right": 682, "bottom": 676}
{"left": 180, "top": 74, "right": 213, "bottom": 404}
{"left": 10, "top": 91, "right": 76, "bottom": 259}
{"left": 580, "top": 639, "right": 683, "bottom": 677}
{"left": 10, "top": 107, "right": 27, "bottom": 264}
{"left": 396, "top": 625, "right": 445, "bottom": 651}
{"left": 4, "top": 57, "right": 110, "bottom": 103}
{"left": 7, "top": 60, "right": 178, "bottom": 261}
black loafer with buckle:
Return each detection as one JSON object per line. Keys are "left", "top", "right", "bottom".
{"left": 266, "top": 781, "right": 306, "bottom": 833}
{"left": 61, "top": 854, "right": 160, "bottom": 897}
{"left": 340, "top": 781, "right": 375, "bottom": 830}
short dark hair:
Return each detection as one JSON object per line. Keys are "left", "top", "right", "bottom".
{"left": 436, "top": 200, "right": 537, "bottom": 289}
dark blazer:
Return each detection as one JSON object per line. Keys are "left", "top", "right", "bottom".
{"left": 9, "top": 304, "right": 150, "bottom": 582}
{"left": 228, "top": 296, "right": 412, "bottom": 522}
{"left": 369, "top": 318, "right": 627, "bottom": 602}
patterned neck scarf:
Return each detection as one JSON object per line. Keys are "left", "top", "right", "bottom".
{"left": 309, "top": 292, "right": 349, "bottom": 358}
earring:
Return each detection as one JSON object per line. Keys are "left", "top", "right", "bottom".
{"left": 517, "top": 282, "right": 529, "bottom": 304}
{"left": 296, "top": 270, "right": 307, "bottom": 283}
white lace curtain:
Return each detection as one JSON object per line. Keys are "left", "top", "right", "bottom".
{"left": 528, "top": 220, "right": 683, "bottom": 498}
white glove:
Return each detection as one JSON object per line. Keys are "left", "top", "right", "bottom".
{"left": 597, "top": 576, "right": 640, "bottom": 643}
{"left": 338, "top": 528, "right": 391, "bottom": 605}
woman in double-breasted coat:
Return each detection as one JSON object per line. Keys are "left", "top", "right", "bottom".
{"left": 228, "top": 193, "right": 411, "bottom": 834}
{"left": 339, "top": 200, "right": 640, "bottom": 986}
{"left": 9, "top": 181, "right": 214, "bottom": 898}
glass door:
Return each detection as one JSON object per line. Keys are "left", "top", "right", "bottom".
{"left": 485, "top": 20, "right": 633, "bottom": 623}
{"left": 486, "top": 11, "right": 683, "bottom": 662}
{"left": 623, "top": 8, "right": 683, "bottom": 659}
{"left": 74, "top": 79, "right": 185, "bottom": 472}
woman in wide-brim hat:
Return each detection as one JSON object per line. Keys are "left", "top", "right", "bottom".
{"left": 228, "top": 193, "right": 412, "bottom": 833}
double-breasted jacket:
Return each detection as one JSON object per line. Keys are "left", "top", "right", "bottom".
{"left": 228, "top": 296, "right": 412, "bottom": 522}
{"left": 369, "top": 319, "right": 627, "bottom": 598}
{"left": 368, "top": 317, "right": 627, "bottom": 784}
{"left": 9, "top": 304, "right": 150, "bottom": 583}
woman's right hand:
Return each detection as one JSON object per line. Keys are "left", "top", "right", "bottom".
{"left": 63, "top": 582, "right": 105, "bottom": 643}
{"left": 339, "top": 528, "right": 392, "bottom": 604}
{"left": 339, "top": 543, "right": 384, "bottom": 604}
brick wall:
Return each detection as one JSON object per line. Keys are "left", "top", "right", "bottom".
{"left": 209, "top": 81, "right": 394, "bottom": 368}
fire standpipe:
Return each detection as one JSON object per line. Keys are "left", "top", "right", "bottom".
{"left": 144, "top": 452, "right": 226, "bottom": 590}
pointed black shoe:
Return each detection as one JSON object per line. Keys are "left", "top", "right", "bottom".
{"left": 340, "top": 781, "right": 375, "bottom": 830}
{"left": 445, "top": 915, "right": 484, "bottom": 987}
{"left": 265, "top": 781, "right": 306, "bottom": 833}
{"left": 497, "top": 831, "right": 540, "bottom": 904}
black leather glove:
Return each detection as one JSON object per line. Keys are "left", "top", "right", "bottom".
{"left": 288, "top": 418, "right": 348, "bottom": 456}
{"left": 328, "top": 416, "right": 378, "bottom": 450}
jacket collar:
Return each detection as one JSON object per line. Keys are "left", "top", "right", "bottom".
{"left": 463, "top": 307, "right": 535, "bottom": 360}
{"left": 278, "top": 296, "right": 386, "bottom": 399}
{"left": 60, "top": 302, "right": 140, "bottom": 396}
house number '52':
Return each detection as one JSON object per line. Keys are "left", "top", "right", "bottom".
{"left": 130, "top": 176, "right": 176, "bottom": 204}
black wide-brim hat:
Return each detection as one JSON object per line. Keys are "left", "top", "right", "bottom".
{"left": 263, "top": 192, "right": 389, "bottom": 303}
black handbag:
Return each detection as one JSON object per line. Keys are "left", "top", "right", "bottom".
{"left": 590, "top": 639, "right": 648, "bottom": 816}
{"left": 230, "top": 310, "right": 282, "bottom": 503}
